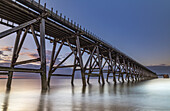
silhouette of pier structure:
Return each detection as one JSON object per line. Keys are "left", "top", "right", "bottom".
{"left": 0, "top": 0, "right": 158, "bottom": 90}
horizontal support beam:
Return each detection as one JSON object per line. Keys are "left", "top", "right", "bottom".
{"left": 108, "top": 75, "right": 122, "bottom": 77}
{"left": 52, "top": 74, "right": 72, "bottom": 76}
{"left": 85, "top": 68, "right": 100, "bottom": 70}
{"left": 57, "top": 65, "right": 78, "bottom": 68}
{"left": 84, "top": 73, "right": 100, "bottom": 76}
{"left": 0, "top": 66, "right": 43, "bottom": 73}
{"left": 120, "top": 72, "right": 128, "bottom": 74}
{"left": 14, "top": 58, "right": 40, "bottom": 66}
{"left": 92, "top": 70, "right": 102, "bottom": 72}
{"left": 0, "top": 72, "right": 8, "bottom": 75}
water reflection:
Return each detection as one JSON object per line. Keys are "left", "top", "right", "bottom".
{"left": 0, "top": 79, "right": 170, "bottom": 111}
{"left": 37, "top": 90, "right": 47, "bottom": 111}
{"left": 0, "top": 82, "right": 146, "bottom": 111}
{"left": 2, "top": 89, "right": 10, "bottom": 111}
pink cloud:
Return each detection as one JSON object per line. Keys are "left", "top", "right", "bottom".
{"left": 23, "top": 47, "right": 29, "bottom": 50}
{"left": 1, "top": 46, "right": 13, "bottom": 51}
{"left": 0, "top": 51, "right": 8, "bottom": 56}
{"left": 27, "top": 53, "right": 39, "bottom": 58}
{"left": 20, "top": 52, "right": 39, "bottom": 58}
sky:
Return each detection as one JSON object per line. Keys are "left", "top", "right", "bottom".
{"left": 0, "top": 0, "right": 170, "bottom": 76}
{"left": 37, "top": 0, "right": 170, "bottom": 66}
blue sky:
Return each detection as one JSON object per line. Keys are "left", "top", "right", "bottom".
{"left": 38, "top": 0, "right": 170, "bottom": 66}
{"left": 0, "top": 0, "right": 170, "bottom": 71}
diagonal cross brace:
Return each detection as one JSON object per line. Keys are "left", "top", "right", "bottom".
{"left": 0, "top": 18, "right": 41, "bottom": 39}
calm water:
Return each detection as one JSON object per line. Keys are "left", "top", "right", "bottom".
{"left": 0, "top": 78, "right": 170, "bottom": 111}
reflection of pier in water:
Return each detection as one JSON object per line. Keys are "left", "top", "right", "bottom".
{"left": 0, "top": 0, "right": 157, "bottom": 90}
{"left": 2, "top": 89, "right": 10, "bottom": 111}
{"left": 1, "top": 82, "right": 143, "bottom": 111}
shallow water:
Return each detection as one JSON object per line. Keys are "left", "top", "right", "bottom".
{"left": 0, "top": 78, "right": 170, "bottom": 111}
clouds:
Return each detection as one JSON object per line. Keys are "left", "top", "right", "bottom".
{"left": 20, "top": 51, "right": 39, "bottom": 59}
{"left": 1, "top": 46, "right": 13, "bottom": 51}
{"left": 0, "top": 46, "right": 13, "bottom": 58}
{"left": 46, "top": 50, "right": 61, "bottom": 65}
{"left": 0, "top": 46, "right": 29, "bottom": 52}
{"left": 46, "top": 50, "right": 52, "bottom": 64}
{"left": 0, "top": 51, "right": 3, "bottom": 55}
{"left": 0, "top": 51, "right": 8, "bottom": 56}
{"left": 16, "top": 50, "right": 62, "bottom": 65}
{"left": 0, "top": 46, "right": 62, "bottom": 68}
{"left": 0, "top": 62, "right": 10, "bottom": 67}
{"left": 0, "top": 46, "right": 30, "bottom": 64}
{"left": 27, "top": 53, "right": 39, "bottom": 58}
{"left": 23, "top": 47, "right": 29, "bottom": 50}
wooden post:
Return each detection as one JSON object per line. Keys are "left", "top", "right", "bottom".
{"left": 76, "top": 35, "right": 86, "bottom": 86}
{"left": 139, "top": 68, "right": 142, "bottom": 81}
{"left": 87, "top": 50, "right": 93, "bottom": 84}
{"left": 47, "top": 42, "right": 56, "bottom": 87}
{"left": 136, "top": 66, "right": 139, "bottom": 81}
{"left": 96, "top": 46, "right": 105, "bottom": 84}
{"left": 7, "top": 30, "right": 22, "bottom": 89}
{"left": 113, "top": 54, "right": 117, "bottom": 83}
{"left": 121, "top": 58, "right": 125, "bottom": 83}
{"left": 134, "top": 64, "right": 137, "bottom": 81}
{"left": 106, "top": 62, "right": 110, "bottom": 82}
{"left": 71, "top": 51, "right": 77, "bottom": 85}
{"left": 30, "top": 25, "right": 41, "bottom": 56}
{"left": 127, "top": 61, "right": 130, "bottom": 82}
{"left": 131, "top": 63, "right": 134, "bottom": 81}
{"left": 40, "top": 18, "right": 47, "bottom": 90}
{"left": 109, "top": 51, "right": 117, "bottom": 84}
{"left": 86, "top": 46, "right": 97, "bottom": 84}
{"left": 117, "top": 59, "right": 121, "bottom": 82}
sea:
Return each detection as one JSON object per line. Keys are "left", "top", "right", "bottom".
{"left": 0, "top": 78, "right": 170, "bottom": 111}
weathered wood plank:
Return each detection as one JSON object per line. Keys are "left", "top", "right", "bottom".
{"left": 52, "top": 74, "right": 72, "bottom": 76}
{"left": 40, "top": 18, "right": 47, "bottom": 90}
{"left": 76, "top": 35, "right": 86, "bottom": 85}
{"left": 48, "top": 42, "right": 57, "bottom": 87}
{"left": 14, "top": 58, "right": 40, "bottom": 66}
{"left": 0, "top": 73, "right": 9, "bottom": 75}
{"left": 0, "top": 67, "right": 43, "bottom": 73}
{"left": 0, "top": 18, "right": 39, "bottom": 39}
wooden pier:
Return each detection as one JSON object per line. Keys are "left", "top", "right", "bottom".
{"left": 0, "top": 0, "right": 158, "bottom": 90}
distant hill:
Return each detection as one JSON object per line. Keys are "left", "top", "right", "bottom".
{"left": 1, "top": 63, "right": 170, "bottom": 79}
{"left": 147, "top": 65, "right": 170, "bottom": 75}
